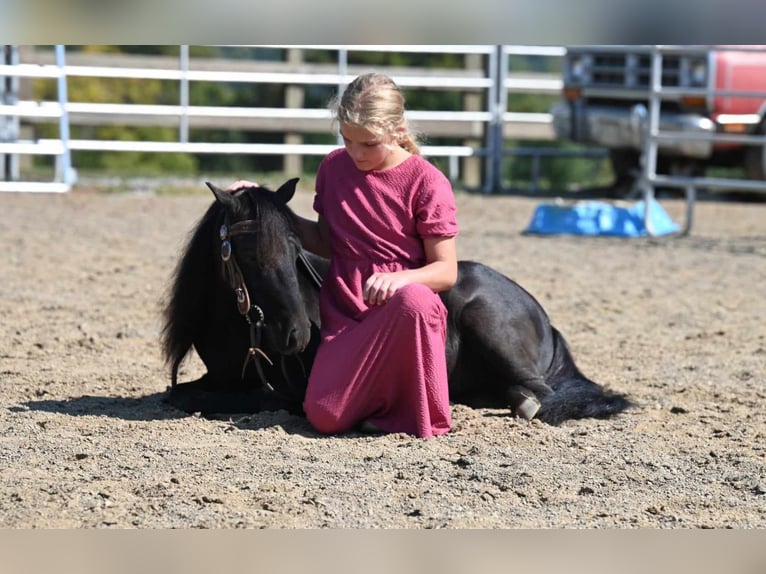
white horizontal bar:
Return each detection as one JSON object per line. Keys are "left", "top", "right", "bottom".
{"left": 63, "top": 102, "right": 334, "bottom": 119}
{"left": 0, "top": 64, "right": 493, "bottom": 90}
{"left": 0, "top": 64, "right": 64, "bottom": 78}
{"left": 504, "top": 78, "right": 562, "bottom": 91}
{"left": 0, "top": 141, "right": 66, "bottom": 154}
{"left": 184, "top": 106, "right": 331, "bottom": 119}
{"left": 251, "top": 45, "right": 496, "bottom": 54}
{"left": 421, "top": 146, "right": 478, "bottom": 157}
{"left": 503, "top": 46, "right": 567, "bottom": 57}
{"left": 407, "top": 110, "right": 491, "bottom": 122}
{"left": 8, "top": 101, "right": 497, "bottom": 123}
{"left": 0, "top": 102, "right": 64, "bottom": 118}
{"left": 503, "top": 112, "right": 553, "bottom": 124}
{"left": 59, "top": 140, "right": 340, "bottom": 154}
{"left": 0, "top": 182, "right": 70, "bottom": 193}
{"left": 34, "top": 139, "right": 479, "bottom": 157}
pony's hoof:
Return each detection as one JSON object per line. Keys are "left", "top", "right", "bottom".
{"left": 514, "top": 394, "right": 541, "bottom": 420}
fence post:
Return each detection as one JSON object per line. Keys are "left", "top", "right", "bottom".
{"left": 179, "top": 45, "right": 189, "bottom": 144}
{"left": 54, "top": 45, "right": 75, "bottom": 186}
{"left": 1, "top": 45, "right": 20, "bottom": 182}
{"left": 284, "top": 48, "right": 305, "bottom": 176}
{"left": 337, "top": 48, "right": 348, "bottom": 146}
{"left": 484, "top": 45, "right": 503, "bottom": 194}
{"left": 461, "top": 52, "right": 484, "bottom": 190}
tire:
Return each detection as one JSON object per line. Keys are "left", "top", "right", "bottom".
{"left": 745, "top": 120, "right": 766, "bottom": 180}
{"left": 608, "top": 149, "right": 705, "bottom": 199}
{"left": 607, "top": 149, "right": 640, "bottom": 198}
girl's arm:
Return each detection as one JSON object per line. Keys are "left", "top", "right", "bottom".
{"left": 293, "top": 214, "right": 332, "bottom": 259}
{"left": 363, "top": 236, "right": 458, "bottom": 306}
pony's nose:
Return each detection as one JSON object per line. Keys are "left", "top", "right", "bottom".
{"left": 285, "top": 326, "right": 306, "bottom": 353}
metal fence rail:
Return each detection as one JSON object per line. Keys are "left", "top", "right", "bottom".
{"left": 0, "top": 45, "right": 562, "bottom": 194}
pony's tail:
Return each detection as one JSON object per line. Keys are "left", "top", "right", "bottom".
{"left": 536, "top": 329, "right": 633, "bottom": 425}
{"left": 537, "top": 377, "right": 633, "bottom": 425}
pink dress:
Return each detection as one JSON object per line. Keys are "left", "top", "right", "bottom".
{"left": 302, "top": 149, "right": 459, "bottom": 438}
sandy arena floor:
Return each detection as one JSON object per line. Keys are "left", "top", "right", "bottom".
{"left": 1, "top": 181, "right": 764, "bottom": 528}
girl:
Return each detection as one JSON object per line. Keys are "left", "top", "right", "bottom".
{"left": 231, "top": 72, "right": 459, "bottom": 438}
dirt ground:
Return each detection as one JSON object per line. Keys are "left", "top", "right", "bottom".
{"left": 1, "top": 180, "right": 765, "bottom": 529}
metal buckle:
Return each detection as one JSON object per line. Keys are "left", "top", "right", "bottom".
{"left": 221, "top": 240, "right": 232, "bottom": 261}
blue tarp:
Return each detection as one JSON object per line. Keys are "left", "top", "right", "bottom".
{"left": 523, "top": 199, "right": 680, "bottom": 237}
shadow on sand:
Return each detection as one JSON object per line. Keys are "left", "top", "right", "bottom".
{"left": 16, "top": 389, "right": 316, "bottom": 435}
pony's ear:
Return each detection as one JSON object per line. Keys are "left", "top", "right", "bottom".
{"left": 206, "top": 182, "right": 237, "bottom": 208}
{"left": 274, "top": 178, "right": 299, "bottom": 205}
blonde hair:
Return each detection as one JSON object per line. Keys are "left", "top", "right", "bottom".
{"left": 331, "top": 72, "right": 420, "bottom": 155}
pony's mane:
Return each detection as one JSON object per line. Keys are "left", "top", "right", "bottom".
{"left": 232, "top": 186, "right": 298, "bottom": 268}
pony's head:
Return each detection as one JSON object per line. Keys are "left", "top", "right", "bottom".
{"left": 206, "top": 179, "right": 313, "bottom": 355}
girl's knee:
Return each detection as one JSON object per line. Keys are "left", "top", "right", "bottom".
{"left": 392, "top": 283, "right": 443, "bottom": 317}
{"left": 303, "top": 400, "right": 345, "bottom": 435}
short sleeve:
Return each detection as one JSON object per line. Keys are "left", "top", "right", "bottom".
{"left": 312, "top": 191, "right": 324, "bottom": 216}
{"left": 415, "top": 169, "right": 459, "bottom": 238}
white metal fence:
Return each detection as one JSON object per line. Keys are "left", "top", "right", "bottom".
{"left": 634, "top": 45, "right": 766, "bottom": 235}
{"left": 0, "top": 45, "right": 563, "bottom": 194}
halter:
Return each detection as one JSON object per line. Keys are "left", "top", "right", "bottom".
{"left": 218, "top": 219, "right": 322, "bottom": 401}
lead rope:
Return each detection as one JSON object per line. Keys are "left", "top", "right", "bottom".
{"left": 297, "top": 249, "right": 323, "bottom": 290}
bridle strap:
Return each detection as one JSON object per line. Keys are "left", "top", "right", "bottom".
{"left": 220, "top": 221, "right": 273, "bottom": 383}
{"left": 228, "top": 220, "right": 262, "bottom": 237}
{"left": 221, "top": 254, "right": 253, "bottom": 316}
{"left": 219, "top": 219, "right": 314, "bottom": 403}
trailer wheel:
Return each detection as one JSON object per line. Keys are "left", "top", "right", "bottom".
{"left": 607, "top": 149, "right": 705, "bottom": 198}
{"left": 745, "top": 120, "right": 766, "bottom": 180}
{"left": 607, "top": 149, "right": 640, "bottom": 198}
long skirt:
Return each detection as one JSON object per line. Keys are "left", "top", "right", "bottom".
{"left": 303, "top": 283, "right": 452, "bottom": 438}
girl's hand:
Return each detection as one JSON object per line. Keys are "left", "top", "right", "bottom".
{"left": 226, "top": 180, "right": 259, "bottom": 192}
{"left": 363, "top": 272, "right": 412, "bottom": 306}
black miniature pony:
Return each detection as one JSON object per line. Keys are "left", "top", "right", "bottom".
{"left": 161, "top": 179, "right": 631, "bottom": 425}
